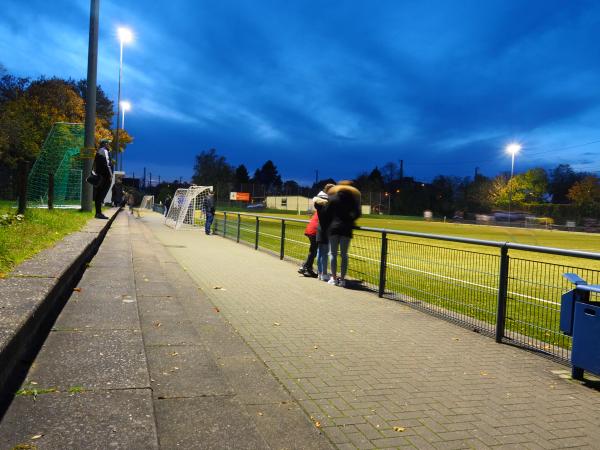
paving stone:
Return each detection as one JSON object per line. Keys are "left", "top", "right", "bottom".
{"left": 25, "top": 329, "right": 149, "bottom": 390}
{"left": 0, "top": 389, "right": 157, "bottom": 450}
{"left": 140, "top": 316, "right": 201, "bottom": 346}
{"left": 145, "top": 344, "right": 234, "bottom": 398}
{"left": 154, "top": 396, "right": 269, "bottom": 449}
{"left": 54, "top": 290, "right": 140, "bottom": 330}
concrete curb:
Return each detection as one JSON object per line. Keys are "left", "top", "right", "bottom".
{"left": 0, "top": 208, "right": 121, "bottom": 398}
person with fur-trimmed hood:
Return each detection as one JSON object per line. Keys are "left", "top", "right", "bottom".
{"left": 312, "top": 183, "right": 335, "bottom": 281}
{"left": 326, "top": 181, "right": 361, "bottom": 287}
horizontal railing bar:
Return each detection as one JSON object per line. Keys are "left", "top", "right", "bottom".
{"left": 575, "top": 284, "right": 600, "bottom": 294}
{"left": 219, "top": 211, "right": 600, "bottom": 261}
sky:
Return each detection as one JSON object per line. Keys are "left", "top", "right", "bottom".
{"left": 2, "top": 0, "right": 600, "bottom": 185}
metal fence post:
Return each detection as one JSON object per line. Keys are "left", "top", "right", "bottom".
{"left": 255, "top": 216, "right": 259, "bottom": 250}
{"left": 280, "top": 219, "right": 286, "bottom": 260}
{"left": 214, "top": 216, "right": 218, "bottom": 235}
{"left": 236, "top": 214, "right": 241, "bottom": 243}
{"left": 495, "top": 244, "right": 510, "bottom": 343}
{"left": 223, "top": 212, "right": 227, "bottom": 238}
{"left": 378, "top": 231, "right": 388, "bottom": 297}
{"left": 48, "top": 172, "right": 54, "bottom": 210}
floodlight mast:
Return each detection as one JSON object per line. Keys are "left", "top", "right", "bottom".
{"left": 505, "top": 143, "right": 521, "bottom": 224}
{"left": 81, "top": 0, "right": 100, "bottom": 212}
{"left": 115, "top": 27, "right": 133, "bottom": 172}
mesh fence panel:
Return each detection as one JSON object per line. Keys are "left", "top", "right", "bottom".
{"left": 27, "top": 123, "right": 84, "bottom": 206}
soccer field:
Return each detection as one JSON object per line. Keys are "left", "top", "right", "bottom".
{"left": 213, "top": 211, "right": 600, "bottom": 359}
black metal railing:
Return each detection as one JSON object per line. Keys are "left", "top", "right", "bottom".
{"left": 213, "top": 211, "right": 600, "bottom": 362}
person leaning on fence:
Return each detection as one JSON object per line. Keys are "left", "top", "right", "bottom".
{"left": 93, "top": 138, "right": 113, "bottom": 219}
{"left": 203, "top": 190, "right": 216, "bottom": 235}
{"left": 298, "top": 211, "right": 319, "bottom": 277}
{"left": 313, "top": 183, "right": 335, "bottom": 281}
{"left": 327, "top": 181, "right": 361, "bottom": 288}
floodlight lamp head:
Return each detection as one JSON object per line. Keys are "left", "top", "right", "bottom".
{"left": 120, "top": 101, "right": 131, "bottom": 111}
{"left": 506, "top": 143, "right": 521, "bottom": 155}
{"left": 118, "top": 27, "right": 133, "bottom": 44}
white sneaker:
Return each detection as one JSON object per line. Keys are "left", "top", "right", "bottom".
{"left": 338, "top": 279, "right": 346, "bottom": 288}
{"left": 327, "top": 277, "right": 337, "bottom": 285}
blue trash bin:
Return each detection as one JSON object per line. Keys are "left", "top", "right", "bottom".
{"left": 560, "top": 274, "right": 600, "bottom": 380}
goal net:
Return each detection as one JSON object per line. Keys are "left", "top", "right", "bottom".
{"left": 164, "top": 185, "right": 213, "bottom": 229}
{"left": 140, "top": 195, "right": 154, "bottom": 210}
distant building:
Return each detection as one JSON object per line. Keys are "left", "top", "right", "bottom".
{"left": 266, "top": 195, "right": 371, "bottom": 215}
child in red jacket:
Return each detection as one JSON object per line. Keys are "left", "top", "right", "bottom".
{"left": 298, "top": 212, "right": 319, "bottom": 277}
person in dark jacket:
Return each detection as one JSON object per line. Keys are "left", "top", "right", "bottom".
{"left": 203, "top": 190, "right": 215, "bottom": 234}
{"left": 326, "top": 181, "right": 361, "bottom": 287}
{"left": 111, "top": 179, "right": 124, "bottom": 207}
{"left": 93, "top": 139, "right": 113, "bottom": 219}
{"left": 313, "top": 183, "right": 335, "bottom": 281}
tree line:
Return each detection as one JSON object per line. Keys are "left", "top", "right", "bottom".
{"left": 0, "top": 65, "right": 132, "bottom": 171}
{"left": 192, "top": 148, "right": 600, "bottom": 222}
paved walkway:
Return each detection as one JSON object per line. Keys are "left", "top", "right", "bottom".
{"left": 141, "top": 212, "right": 600, "bottom": 450}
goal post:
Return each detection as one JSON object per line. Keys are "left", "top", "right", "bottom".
{"left": 140, "top": 195, "right": 154, "bottom": 210}
{"left": 164, "top": 185, "right": 213, "bottom": 229}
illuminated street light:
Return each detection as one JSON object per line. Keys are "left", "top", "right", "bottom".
{"left": 505, "top": 143, "right": 522, "bottom": 224}
{"left": 120, "top": 101, "right": 131, "bottom": 129}
{"left": 115, "top": 27, "right": 133, "bottom": 171}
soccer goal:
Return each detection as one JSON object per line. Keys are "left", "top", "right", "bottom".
{"left": 164, "top": 185, "right": 213, "bottom": 229}
{"left": 140, "top": 195, "right": 154, "bottom": 210}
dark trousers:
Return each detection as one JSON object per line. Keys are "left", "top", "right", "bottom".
{"left": 93, "top": 177, "right": 111, "bottom": 214}
{"left": 302, "top": 235, "right": 318, "bottom": 270}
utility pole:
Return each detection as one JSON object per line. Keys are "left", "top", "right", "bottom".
{"left": 143, "top": 167, "right": 146, "bottom": 188}
{"left": 81, "top": 0, "right": 100, "bottom": 211}
{"left": 399, "top": 159, "right": 404, "bottom": 181}
{"left": 474, "top": 167, "right": 479, "bottom": 179}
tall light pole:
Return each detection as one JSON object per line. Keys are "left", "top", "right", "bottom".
{"left": 119, "top": 101, "right": 131, "bottom": 171}
{"left": 505, "top": 143, "right": 521, "bottom": 225}
{"left": 81, "top": 0, "right": 100, "bottom": 212}
{"left": 114, "top": 27, "right": 133, "bottom": 172}
{"left": 120, "top": 100, "right": 131, "bottom": 130}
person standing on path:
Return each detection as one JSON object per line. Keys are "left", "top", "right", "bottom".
{"left": 327, "top": 181, "right": 361, "bottom": 287}
{"left": 164, "top": 194, "right": 172, "bottom": 217}
{"left": 313, "top": 183, "right": 335, "bottom": 281}
{"left": 298, "top": 211, "right": 319, "bottom": 277}
{"left": 203, "top": 190, "right": 215, "bottom": 235}
{"left": 93, "top": 139, "right": 113, "bottom": 219}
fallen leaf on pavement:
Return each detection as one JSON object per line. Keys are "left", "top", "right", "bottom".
{"left": 171, "top": 352, "right": 179, "bottom": 356}
{"left": 393, "top": 426, "right": 405, "bottom": 432}
{"left": 214, "top": 307, "right": 220, "bottom": 313}
{"left": 73, "top": 288, "right": 81, "bottom": 292}
{"left": 273, "top": 322, "right": 281, "bottom": 326}
{"left": 314, "top": 421, "right": 321, "bottom": 428}
{"left": 31, "top": 434, "right": 43, "bottom": 440}
{"left": 153, "top": 321, "right": 161, "bottom": 327}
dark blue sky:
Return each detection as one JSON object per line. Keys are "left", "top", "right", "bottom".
{"left": 2, "top": 0, "right": 600, "bottom": 184}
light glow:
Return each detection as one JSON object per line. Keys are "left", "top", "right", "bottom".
{"left": 120, "top": 101, "right": 131, "bottom": 111}
{"left": 118, "top": 27, "right": 133, "bottom": 44}
{"left": 506, "top": 143, "right": 522, "bottom": 155}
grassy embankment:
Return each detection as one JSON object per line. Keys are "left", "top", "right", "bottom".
{"left": 0, "top": 201, "right": 94, "bottom": 277}
{"left": 215, "top": 211, "right": 600, "bottom": 350}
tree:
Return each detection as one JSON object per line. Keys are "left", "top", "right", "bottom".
{"left": 283, "top": 180, "right": 299, "bottom": 194}
{"left": 567, "top": 175, "right": 600, "bottom": 216}
{"left": 192, "top": 148, "right": 234, "bottom": 188}
{"left": 0, "top": 77, "right": 84, "bottom": 167}
{"left": 381, "top": 161, "right": 399, "bottom": 184}
{"left": 548, "top": 164, "right": 583, "bottom": 204}
{"left": 489, "top": 168, "right": 548, "bottom": 208}
{"left": 254, "top": 160, "right": 282, "bottom": 193}
{"left": 234, "top": 164, "right": 250, "bottom": 186}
